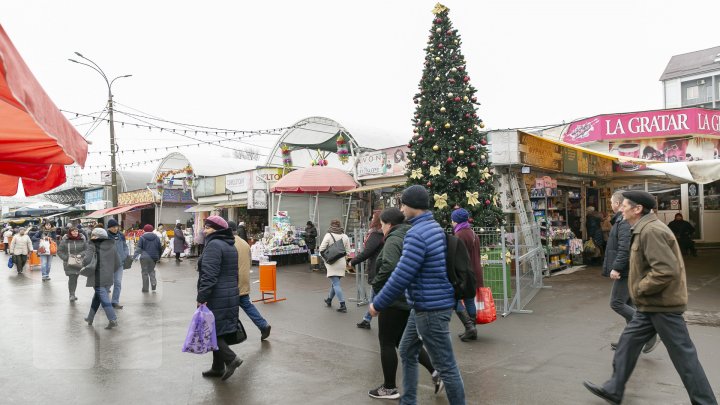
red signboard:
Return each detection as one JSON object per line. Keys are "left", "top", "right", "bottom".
{"left": 562, "top": 107, "right": 720, "bottom": 144}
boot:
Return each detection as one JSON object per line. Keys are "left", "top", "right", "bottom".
{"left": 105, "top": 320, "right": 118, "bottom": 329}
{"left": 337, "top": 302, "right": 347, "bottom": 313}
{"left": 456, "top": 310, "right": 477, "bottom": 341}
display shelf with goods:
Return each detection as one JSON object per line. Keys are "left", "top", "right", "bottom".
{"left": 529, "top": 180, "right": 578, "bottom": 272}
{"left": 250, "top": 213, "right": 308, "bottom": 265}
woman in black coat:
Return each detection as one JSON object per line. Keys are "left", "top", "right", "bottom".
{"left": 196, "top": 215, "right": 242, "bottom": 381}
{"left": 350, "top": 210, "right": 384, "bottom": 329}
{"left": 173, "top": 224, "right": 186, "bottom": 262}
{"left": 57, "top": 227, "right": 88, "bottom": 302}
{"left": 82, "top": 228, "right": 120, "bottom": 329}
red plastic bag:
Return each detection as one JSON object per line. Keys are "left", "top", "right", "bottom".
{"left": 475, "top": 287, "right": 497, "bottom": 324}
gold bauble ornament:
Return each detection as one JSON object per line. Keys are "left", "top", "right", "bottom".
{"left": 479, "top": 122, "right": 486, "bottom": 128}
{"left": 444, "top": 123, "right": 451, "bottom": 129}
{"left": 458, "top": 136, "right": 465, "bottom": 141}
{"left": 451, "top": 67, "right": 458, "bottom": 73}
{"left": 436, "top": 28, "right": 442, "bottom": 33}
{"left": 447, "top": 92, "right": 454, "bottom": 97}
{"left": 412, "top": 152, "right": 416, "bottom": 157}
{"left": 459, "top": 150, "right": 465, "bottom": 156}
{"left": 432, "top": 145, "right": 440, "bottom": 151}
{"left": 425, "top": 120, "right": 431, "bottom": 126}
{"left": 413, "top": 127, "right": 419, "bottom": 133}
{"left": 440, "top": 107, "right": 446, "bottom": 113}
{"left": 434, "top": 76, "right": 440, "bottom": 81}
{"left": 454, "top": 40, "right": 459, "bottom": 44}
{"left": 434, "top": 57, "right": 441, "bottom": 62}
{"left": 463, "top": 96, "right": 469, "bottom": 102}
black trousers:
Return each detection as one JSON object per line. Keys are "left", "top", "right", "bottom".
{"left": 603, "top": 311, "right": 717, "bottom": 404}
{"left": 13, "top": 254, "right": 27, "bottom": 273}
{"left": 378, "top": 306, "right": 434, "bottom": 389}
{"left": 68, "top": 273, "right": 79, "bottom": 296}
{"left": 211, "top": 336, "right": 237, "bottom": 370}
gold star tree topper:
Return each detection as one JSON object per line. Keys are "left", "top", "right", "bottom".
{"left": 432, "top": 3, "right": 449, "bottom": 14}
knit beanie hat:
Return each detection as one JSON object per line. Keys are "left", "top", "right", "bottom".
{"left": 401, "top": 185, "right": 430, "bottom": 209}
{"left": 227, "top": 221, "right": 238, "bottom": 231}
{"left": 107, "top": 218, "right": 119, "bottom": 228}
{"left": 91, "top": 228, "right": 108, "bottom": 239}
{"left": 143, "top": 224, "right": 154, "bottom": 232}
{"left": 205, "top": 215, "right": 229, "bottom": 230}
{"left": 451, "top": 208, "right": 470, "bottom": 224}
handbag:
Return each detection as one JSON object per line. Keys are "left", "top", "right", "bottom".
{"left": 68, "top": 254, "right": 83, "bottom": 268}
{"left": 123, "top": 256, "right": 134, "bottom": 270}
{"left": 320, "top": 234, "right": 346, "bottom": 264}
{"left": 475, "top": 287, "right": 497, "bottom": 324}
{"left": 7, "top": 256, "right": 13, "bottom": 268}
{"left": 224, "top": 319, "right": 247, "bottom": 346}
{"left": 80, "top": 253, "right": 97, "bottom": 277}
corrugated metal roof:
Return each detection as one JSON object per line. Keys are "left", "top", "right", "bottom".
{"left": 659, "top": 45, "right": 720, "bottom": 81}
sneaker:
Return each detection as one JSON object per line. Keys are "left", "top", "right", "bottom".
{"left": 112, "top": 303, "right": 124, "bottom": 309}
{"left": 610, "top": 342, "right": 617, "bottom": 351}
{"left": 642, "top": 335, "right": 660, "bottom": 354}
{"left": 324, "top": 297, "right": 332, "bottom": 307}
{"left": 432, "top": 370, "right": 444, "bottom": 394}
{"left": 105, "top": 320, "right": 118, "bottom": 329}
{"left": 356, "top": 320, "right": 371, "bottom": 329}
{"left": 260, "top": 325, "right": 271, "bottom": 341}
{"left": 368, "top": 385, "right": 400, "bottom": 400}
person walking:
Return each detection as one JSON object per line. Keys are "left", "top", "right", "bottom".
{"left": 134, "top": 224, "right": 162, "bottom": 292}
{"left": 320, "top": 219, "right": 351, "bottom": 313}
{"left": 196, "top": 215, "right": 243, "bottom": 381}
{"left": 451, "top": 208, "right": 481, "bottom": 342}
{"left": 236, "top": 221, "right": 248, "bottom": 242}
{"left": 369, "top": 185, "right": 466, "bottom": 405}
{"left": 367, "top": 207, "right": 443, "bottom": 400}
{"left": 352, "top": 210, "right": 384, "bottom": 329}
{"left": 668, "top": 213, "right": 697, "bottom": 257}
{"left": 57, "top": 226, "right": 88, "bottom": 302}
{"left": 9, "top": 227, "right": 33, "bottom": 274}
{"left": 228, "top": 221, "right": 271, "bottom": 340}
{"left": 586, "top": 206, "right": 605, "bottom": 265}
{"left": 38, "top": 233, "right": 53, "bottom": 281}
{"left": 82, "top": 227, "right": 120, "bottom": 329}
{"left": 583, "top": 191, "right": 717, "bottom": 405}
{"left": 304, "top": 221, "right": 318, "bottom": 255}
{"left": 603, "top": 191, "right": 658, "bottom": 352}
{"left": 3, "top": 226, "right": 13, "bottom": 254}
{"left": 106, "top": 219, "right": 129, "bottom": 309}
{"left": 173, "top": 223, "right": 186, "bottom": 262}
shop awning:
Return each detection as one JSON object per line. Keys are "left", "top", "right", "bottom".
{"left": 184, "top": 205, "right": 215, "bottom": 213}
{"left": 271, "top": 166, "right": 357, "bottom": 193}
{"left": 214, "top": 200, "right": 247, "bottom": 208}
{"left": 647, "top": 160, "right": 720, "bottom": 185}
{"left": 519, "top": 131, "right": 658, "bottom": 164}
{"left": 0, "top": 25, "right": 89, "bottom": 196}
{"left": 337, "top": 181, "right": 407, "bottom": 195}
{"left": 84, "top": 207, "right": 116, "bottom": 219}
{"left": 85, "top": 203, "right": 151, "bottom": 219}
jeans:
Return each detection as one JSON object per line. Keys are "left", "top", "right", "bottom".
{"left": 456, "top": 298, "right": 477, "bottom": 317}
{"left": 327, "top": 276, "right": 345, "bottom": 303}
{"left": 112, "top": 268, "right": 123, "bottom": 304}
{"left": 140, "top": 257, "right": 157, "bottom": 291}
{"left": 362, "top": 289, "right": 375, "bottom": 322}
{"left": 40, "top": 255, "right": 51, "bottom": 278}
{"left": 239, "top": 294, "right": 269, "bottom": 330}
{"left": 399, "top": 308, "right": 465, "bottom": 405}
{"left": 89, "top": 287, "right": 117, "bottom": 321}
{"left": 610, "top": 278, "right": 635, "bottom": 323}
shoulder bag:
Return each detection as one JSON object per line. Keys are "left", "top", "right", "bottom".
{"left": 80, "top": 253, "right": 97, "bottom": 277}
{"left": 224, "top": 319, "right": 247, "bottom": 345}
{"left": 320, "top": 234, "right": 346, "bottom": 264}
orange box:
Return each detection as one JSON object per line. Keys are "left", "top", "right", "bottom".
{"left": 258, "top": 261, "right": 277, "bottom": 292}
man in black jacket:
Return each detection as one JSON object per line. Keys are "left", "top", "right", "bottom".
{"left": 668, "top": 213, "right": 697, "bottom": 256}
{"left": 603, "top": 191, "right": 658, "bottom": 353}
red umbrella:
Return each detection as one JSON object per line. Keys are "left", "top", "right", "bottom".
{"left": 0, "top": 24, "right": 88, "bottom": 196}
{"left": 271, "top": 166, "right": 357, "bottom": 193}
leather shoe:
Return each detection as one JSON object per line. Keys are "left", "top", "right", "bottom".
{"left": 260, "top": 325, "right": 271, "bottom": 341}
{"left": 582, "top": 381, "right": 621, "bottom": 404}
{"left": 202, "top": 368, "right": 224, "bottom": 378}
{"left": 221, "top": 358, "right": 243, "bottom": 381}
{"left": 112, "top": 303, "right": 124, "bottom": 309}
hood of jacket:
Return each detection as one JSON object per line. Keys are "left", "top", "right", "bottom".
{"left": 384, "top": 223, "right": 411, "bottom": 242}
{"left": 142, "top": 232, "right": 160, "bottom": 242}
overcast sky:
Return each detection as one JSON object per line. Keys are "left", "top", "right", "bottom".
{"left": 3, "top": 0, "right": 720, "bottom": 185}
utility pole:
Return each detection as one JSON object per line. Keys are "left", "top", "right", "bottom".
{"left": 69, "top": 52, "right": 131, "bottom": 209}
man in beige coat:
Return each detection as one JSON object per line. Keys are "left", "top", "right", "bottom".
{"left": 228, "top": 221, "right": 271, "bottom": 341}
{"left": 583, "top": 191, "right": 717, "bottom": 405}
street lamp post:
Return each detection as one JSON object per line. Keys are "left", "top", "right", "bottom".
{"left": 69, "top": 53, "right": 131, "bottom": 210}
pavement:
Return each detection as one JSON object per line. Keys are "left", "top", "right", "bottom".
{"left": 0, "top": 251, "right": 718, "bottom": 405}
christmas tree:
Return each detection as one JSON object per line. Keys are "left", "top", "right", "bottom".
{"left": 406, "top": 3, "right": 503, "bottom": 229}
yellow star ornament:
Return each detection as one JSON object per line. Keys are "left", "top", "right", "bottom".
{"left": 429, "top": 165, "right": 441, "bottom": 177}
{"left": 456, "top": 166, "right": 468, "bottom": 179}
{"left": 410, "top": 168, "right": 423, "bottom": 180}
{"left": 466, "top": 191, "right": 480, "bottom": 206}
{"left": 434, "top": 193, "right": 448, "bottom": 209}
{"left": 432, "top": 3, "right": 449, "bottom": 14}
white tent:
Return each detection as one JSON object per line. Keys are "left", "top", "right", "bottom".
{"left": 647, "top": 160, "right": 720, "bottom": 185}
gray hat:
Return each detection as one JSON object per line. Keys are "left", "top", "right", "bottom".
{"left": 91, "top": 227, "right": 108, "bottom": 240}
{"left": 622, "top": 190, "right": 656, "bottom": 210}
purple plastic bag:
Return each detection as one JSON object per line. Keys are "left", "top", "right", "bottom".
{"left": 182, "top": 304, "right": 219, "bottom": 354}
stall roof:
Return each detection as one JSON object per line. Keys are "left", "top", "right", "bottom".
{"left": 85, "top": 203, "right": 151, "bottom": 219}
{"left": 337, "top": 181, "right": 407, "bottom": 195}
{"left": 156, "top": 152, "right": 258, "bottom": 179}
{"left": 184, "top": 205, "right": 214, "bottom": 213}
{"left": 271, "top": 166, "right": 357, "bottom": 193}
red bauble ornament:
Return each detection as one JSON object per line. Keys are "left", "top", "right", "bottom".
{"left": 422, "top": 160, "right": 428, "bottom": 166}
{"left": 446, "top": 30, "right": 452, "bottom": 35}
{"left": 468, "top": 217, "right": 474, "bottom": 223}
{"left": 480, "top": 179, "right": 485, "bottom": 185}
{"left": 471, "top": 96, "right": 478, "bottom": 102}
{"left": 470, "top": 162, "right": 477, "bottom": 168}
{"left": 464, "top": 113, "right": 470, "bottom": 119}
{"left": 438, "top": 44, "right": 444, "bottom": 49}
{"left": 427, "top": 181, "right": 432, "bottom": 187}
{"left": 469, "top": 145, "right": 476, "bottom": 151}
{"left": 428, "top": 127, "right": 435, "bottom": 133}
{"left": 480, "top": 139, "right": 487, "bottom": 146}
{"left": 446, "top": 157, "right": 454, "bottom": 164}
{"left": 467, "top": 128, "right": 473, "bottom": 134}
{"left": 448, "top": 78, "right": 456, "bottom": 84}
{"left": 472, "top": 113, "right": 478, "bottom": 118}
{"left": 418, "top": 137, "right": 424, "bottom": 142}
{"left": 407, "top": 143, "right": 412, "bottom": 148}
{"left": 454, "top": 97, "right": 461, "bottom": 102}
{"left": 453, "top": 180, "right": 459, "bottom": 185}
{"left": 485, "top": 199, "right": 491, "bottom": 205}
{"left": 458, "top": 66, "right": 465, "bottom": 71}
{"left": 414, "top": 99, "right": 419, "bottom": 104}
{"left": 434, "top": 17, "right": 443, "bottom": 24}
{"left": 463, "top": 76, "right": 470, "bottom": 82}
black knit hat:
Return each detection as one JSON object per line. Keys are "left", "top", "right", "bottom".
{"left": 401, "top": 185, "right": 430, "bottom": 210}
{"left": 622, "top": 190, "right": 656, "bottom": 210}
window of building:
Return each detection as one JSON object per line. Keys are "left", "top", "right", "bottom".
{"left": 647, "top": 182, "right": 681, "bottom": 211}
{"left": 687, "top": 86, "right": 699, "bottom": 100}
{"left": 704, "top": 180, "right": 720, "bottom": 210}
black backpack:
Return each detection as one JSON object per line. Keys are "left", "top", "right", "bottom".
{"left": 445, "top": 233, "right": 477, "bottom": 300}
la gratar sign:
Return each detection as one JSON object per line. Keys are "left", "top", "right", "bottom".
{"left": 562, "top": 107, "right": 720, "bottom": 145}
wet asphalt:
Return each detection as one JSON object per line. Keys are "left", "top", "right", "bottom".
{"left": 0, "top": 252, "right": 718, "bottom": 405}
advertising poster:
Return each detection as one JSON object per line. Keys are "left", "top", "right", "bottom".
{"left": 609, "top": 137, "right": 720, "bottom": 172}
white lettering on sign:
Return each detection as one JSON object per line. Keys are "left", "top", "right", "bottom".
{"left": 607, "top": 113, "right": 690, "bottom": 136}
{"left": 356, "top": 151, "right": 387, "bottom": 179}
{"left": 698, "top": 112, "right": 720, "bottom": 132}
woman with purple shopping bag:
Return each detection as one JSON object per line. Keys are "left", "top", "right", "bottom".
{"left": 196, "top": 215, "right": 242, "bottom": 381}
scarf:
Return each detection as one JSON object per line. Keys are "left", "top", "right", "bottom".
{"left": 67, "top": 231, "right": 83, "bottom": 240}
{"left": 453, "top": 221, "right": 471, "bottom": 234}
{"left": 328, "top": 224, "right": 344, "bottom": 234}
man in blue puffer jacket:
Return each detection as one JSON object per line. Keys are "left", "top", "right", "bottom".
{"left": 370, "top": 185, "right": 466, "bottom": 405}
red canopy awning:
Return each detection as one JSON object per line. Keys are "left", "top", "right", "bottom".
{"left": 271, "top": 166, "right": 357, "bottom": 193}
{"left": 86, "top": 203, "right": 152, "bottom": 219}
{"left": 0, "top": 24, "right": 88, "bottom": 196}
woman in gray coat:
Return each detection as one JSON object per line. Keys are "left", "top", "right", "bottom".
{"left": 173, "top": 224, "right": 186, "bottom": 262}
{"left": 82, "top": 228, "right": 120, "bottom": 329}
{"left": 57, "top": 227, "right": 88, "bottom": 302}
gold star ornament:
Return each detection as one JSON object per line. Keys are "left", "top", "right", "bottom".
{"left": 432, "top": 3, "right": 449, "bottom": 14}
